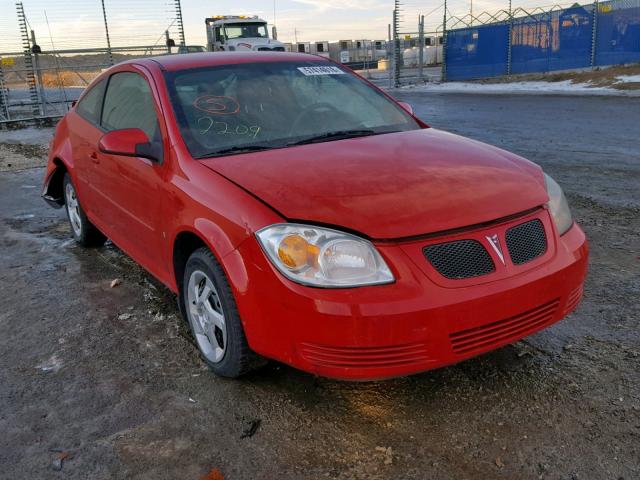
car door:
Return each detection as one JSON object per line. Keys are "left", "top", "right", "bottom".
{"left": 67, "top": 78, "right": 107, "bottom": 217}
{"left": 94, "top": 69, "right": 167, "bottom": 275}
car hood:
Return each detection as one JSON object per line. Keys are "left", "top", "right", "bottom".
{"left": 200, "top": 128, "right": 548, "bottom": 239}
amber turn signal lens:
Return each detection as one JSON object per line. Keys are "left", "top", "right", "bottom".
{"left": 278, "top": 235, "right": 320, "bottom": 270}
{"left": 277, "top": 234, "right": 319, "bottom": 270}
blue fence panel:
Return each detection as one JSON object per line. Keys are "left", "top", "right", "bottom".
{"left": 595, "top": 0, "right": 640, "bottom": 66}
{"left": 444, "top": 0, "right": 640, "bottom": 80}
{"left": 445, "top": 24, "right": 509, "bottom": 80}
{"left": 511, "top": 5, "right": 595, "bottom": 74}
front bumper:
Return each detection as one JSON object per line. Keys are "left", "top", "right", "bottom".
{"left": 228, "top": 210, "right": 588, "bottom": 380}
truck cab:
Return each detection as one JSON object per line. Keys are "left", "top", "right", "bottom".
{"left": 205, "top": 16, "right": 285, "bottom": 52}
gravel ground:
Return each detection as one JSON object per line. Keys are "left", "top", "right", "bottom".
{"left": 0, "top": 94, "right": 638, "bottom": 479}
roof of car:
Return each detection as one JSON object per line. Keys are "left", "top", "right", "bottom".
{"left": 135, "top": 52, "right": 329, "bottom": 72}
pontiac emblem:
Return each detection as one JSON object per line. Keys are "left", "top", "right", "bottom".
{"left": 486, "top": 234, "right": 505, "bottom": 265}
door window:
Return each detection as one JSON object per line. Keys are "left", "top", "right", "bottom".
{"left": 101, "top": 72, "right": 160, "bottom": 141}
{"left": 75, "top": 79, "right": 106, "bottom": 125}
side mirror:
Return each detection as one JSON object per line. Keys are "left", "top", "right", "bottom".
{"left": 99, "top": 128, "right": 161, "bottom": 163}
{"left": 397, "top": 101, "right": 414, "bottom": 115}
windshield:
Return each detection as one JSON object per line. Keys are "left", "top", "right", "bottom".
{"left": 165, "top": 61, "right": 421, "bottom": 158}
{"left": 224, "top": 22, "right": 268, "bottom": 39}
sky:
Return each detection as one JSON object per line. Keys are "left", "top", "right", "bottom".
{"left": 181, "top": 0, "right": 394, "bottom": 44}
{"left": 0, "top": 0, "right": 572, "bottom": 53}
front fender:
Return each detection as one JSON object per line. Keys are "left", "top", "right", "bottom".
{"left": 163, "top": 150, "right": 284, "bottom": 293}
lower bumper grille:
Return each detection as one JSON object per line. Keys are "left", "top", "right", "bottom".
{"left": 299, "top": 343, "right": 429, "bottom": 369}
{"left": 449, "top": 299, "right": 560, "bottom": 355}
{"left": 564, "top": 285, "right": 583, "bottom": 315}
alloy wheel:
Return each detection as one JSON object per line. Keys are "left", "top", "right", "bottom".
{"left": 65, "top": 181, "right": 82, "bottom": 237}
{"left": 186, "top": 270, "right": 227, "bottom": 363}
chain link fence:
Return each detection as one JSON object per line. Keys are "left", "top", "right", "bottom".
{"left": 0, "top": 0, "right": 185, "bottom": 125}
{"left": 443, "top": 0, "right": 640, "bottom": 80}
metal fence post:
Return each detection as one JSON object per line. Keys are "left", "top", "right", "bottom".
{"left": 418, "top": 15, "right": 424, "bottom": 81}
{"left": 388, "top": 23, "right": 393, "bottom": 89}
{"left": 507, "top": 0, "right": 513, "bottom": 75}
{"left": 0, "top": 63, "right": 9, "bottom": 122}
{"left": 590, "top": 0, "right": 599, "bottom": 68}
{"left": 392, "top": 3, "right": 401, "bottom": 87}
{"left": 165, "top": 30, "right": 172, "bottom": 54}
{"left": 442, "top": 0, "right": 448, "bottom": 81}
{"left": 101, "top": 0, "right": 114, "bottom": 65}
{"left": 30, "top": 30, "right": 46, "bottom": 116}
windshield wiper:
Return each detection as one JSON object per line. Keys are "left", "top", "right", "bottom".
{"left": 196, "top": 145, "right": 275, "bottom": 159}
{"left": 286, "top": 129, "right": 379, "bottom": 147}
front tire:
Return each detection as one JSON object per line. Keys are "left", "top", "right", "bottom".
{"left": 63, "top": 173, "right": 106, "bottom": 247}
{"left": 181, "top": 247, "right": 263, "bottom": 378}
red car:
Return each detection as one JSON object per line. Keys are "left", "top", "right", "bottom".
{"left": 42, "top": 53, "right": 588, "bottom": 380}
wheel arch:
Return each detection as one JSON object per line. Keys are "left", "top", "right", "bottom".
{"left": 172, "top": 230, "right": 210, "bottom": 294}
{"left": 170, "top": 214, "right": 252, "bottom": 292}
{"left": 42, "top": 157, "right": 70, "bottom": 207}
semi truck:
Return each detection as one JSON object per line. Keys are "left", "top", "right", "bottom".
{"left": 205, "top": 15, "right": 285, "bottom": 52}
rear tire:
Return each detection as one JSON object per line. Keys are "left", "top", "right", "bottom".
{"left": 63, "top": 173, "right": 106, "bottom": 247}
{"left": 181, "top": 247, "right": 264, "bottom": 378}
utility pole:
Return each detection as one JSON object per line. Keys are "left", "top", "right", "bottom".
{"left": 418, "top": 15, "right": 424, "bottom": 81}
{"left": 16, "top": 2, "right": 41, "bottom": 117}
{"left": 175, "top": 0, "right": 186, "bottom": 46}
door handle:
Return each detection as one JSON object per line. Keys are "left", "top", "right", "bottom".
{"left": 89, "top": 151, "right": 100, "bottom": 164}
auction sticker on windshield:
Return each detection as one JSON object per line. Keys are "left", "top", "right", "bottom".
{"left": 297, "top": 66, "right": 345, "bottom": 76}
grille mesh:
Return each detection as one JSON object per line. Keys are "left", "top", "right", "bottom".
{"left": 506, "top": 219, "right": 547, "bottom": 265}
{"left": 423, "top": 240, "right": 495, "bottom": 279}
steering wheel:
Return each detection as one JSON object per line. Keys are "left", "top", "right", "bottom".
{"left": 288, "top": 102, "right": 341, "bottom": 137}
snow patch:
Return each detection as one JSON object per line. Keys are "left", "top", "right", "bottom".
{"left": 400, "top": 79, "right": 640, "bottom": 96}
{"left": 36, "top": 354, "right": 63, "bottom": 373}
{"left": 615, "top": 75, "right": 640, "bottom": 83}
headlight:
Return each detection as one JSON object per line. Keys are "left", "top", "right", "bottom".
{"left": 256, "top": 223, "right": 395, "bottom": 287}
{"left": 544, "top": 173, "right": 573, "bottom": 235}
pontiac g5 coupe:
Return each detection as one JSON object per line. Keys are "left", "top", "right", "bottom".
{"left": 42, "top": 53, "right": 588, "bottom": 380}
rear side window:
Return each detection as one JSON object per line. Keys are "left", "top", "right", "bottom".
{"left": 101, "top": 72, "right": 160, "bottom": 141}
{"left": 75, "top": 79, "right": 106, "bottom": 125}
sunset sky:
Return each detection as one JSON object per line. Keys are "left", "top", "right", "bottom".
{"left": 0, "top": 0, "right": 569, "bottom": 53}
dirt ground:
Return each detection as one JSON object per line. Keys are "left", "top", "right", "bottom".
{"left": 477, "top": 63, "right": 640, "bottom": 90}
{"left": 0, "top": 93, "right": 638, "bottom": 479}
